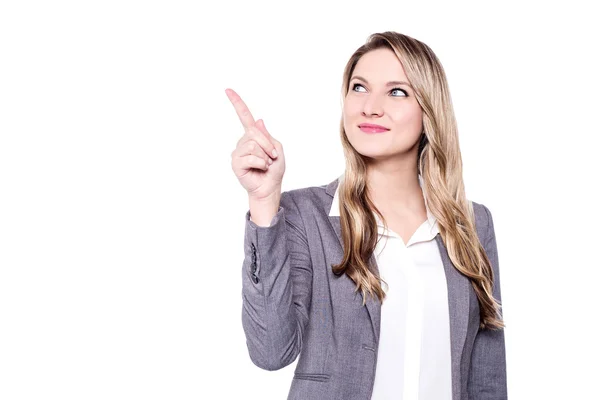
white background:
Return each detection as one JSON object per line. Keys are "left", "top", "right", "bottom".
{"left": 1, "top": 0, "right": 599, "bottom": 399}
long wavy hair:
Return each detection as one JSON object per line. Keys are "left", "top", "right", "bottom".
{"left": 332, "top": 31, "right": 504, "bottom": 330}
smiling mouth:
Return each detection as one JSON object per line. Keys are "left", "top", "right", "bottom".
{"left": 359, "top": 125, "right": 389, "bottom": 133}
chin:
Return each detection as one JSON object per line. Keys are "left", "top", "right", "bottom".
{"left": 348, "top": 132, "right": 386, "bottom": 152}
{"left": 350, "top": 144, "right": 391, "bottom": 160}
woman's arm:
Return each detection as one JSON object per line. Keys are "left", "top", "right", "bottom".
{"left": 468, "top": 204, "right": 508, "bottom": 399}
{"left": 240, "top": 190, "right": 313, "bottom": 371}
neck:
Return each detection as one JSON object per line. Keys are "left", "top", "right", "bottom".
{"left": 365, "top": 159, "right": 424, "bottom": 212}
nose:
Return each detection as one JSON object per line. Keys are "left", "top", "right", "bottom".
{"left": 362, "top": 95, "right": 384, "bottom": 117}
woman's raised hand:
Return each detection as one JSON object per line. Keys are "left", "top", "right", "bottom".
{"left": 226, "top": 88, "right": 285, "bottom": 201}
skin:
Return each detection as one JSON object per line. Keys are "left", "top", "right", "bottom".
{"left": 226, "top": 88, "right": 285, "bottom": 227}
{"left": 343, "top": 48, "right": 429, "bottom": 245}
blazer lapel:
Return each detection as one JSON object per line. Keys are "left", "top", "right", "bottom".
{"left": 324, "top": 176, "right": 470, "bottom": 398}
{"left": 435, "top": 234, "right": 470, "bottom": 400}
{"left": 326, "top": 178, "right": 382, "bottom": 342}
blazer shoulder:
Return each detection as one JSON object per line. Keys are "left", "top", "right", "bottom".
{"left": 470, "top": 200, "right": 492, "bottom": 242}
{"left": 280, "top": 178, "right": 337, "bottom": 216}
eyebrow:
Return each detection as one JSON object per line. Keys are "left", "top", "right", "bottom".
{"left": 350, "top": 75, "right": 413, "bottom": 89}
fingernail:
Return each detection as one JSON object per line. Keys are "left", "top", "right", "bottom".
{"left": 271, "top": 149, "right": 278, "bottom": 158}
{"left": 268, "top": 158, "right": 273, "bottom": 165}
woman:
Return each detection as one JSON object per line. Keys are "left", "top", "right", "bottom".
{"left": 227, "top": 31, "right": 507, "bottom": 400}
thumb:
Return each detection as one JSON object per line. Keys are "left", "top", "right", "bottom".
{"left": 256, "top": 119, "right": 281, "bottom": 150}
{"left": 256, "top": 119, "right": 272, "bottom": 140}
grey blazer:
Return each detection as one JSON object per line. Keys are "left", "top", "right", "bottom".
{"left": 241, "top": 176, "right": 507, "bottom": 400}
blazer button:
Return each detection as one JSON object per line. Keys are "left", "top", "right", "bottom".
{"left": 251, "top": 274, "right": 260, "bottom": 284}
{"left": 251, "top": 262, "right": 257, "bottom": 273}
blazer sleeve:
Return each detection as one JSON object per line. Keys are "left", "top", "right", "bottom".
{"left": 240, "top": 190, "right": 313, "bottom": 371}
{"left": 468, "top": 204, "right": 508, "bottom": 399}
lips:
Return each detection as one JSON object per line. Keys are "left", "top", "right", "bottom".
{"left": 359, "top": 123, "right": 389, "bottom": 133}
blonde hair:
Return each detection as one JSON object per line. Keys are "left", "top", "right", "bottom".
{"left": 332, "top": 31, "right": 504, "bottom": 330}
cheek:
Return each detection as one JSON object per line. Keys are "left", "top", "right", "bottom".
{"left": 390, "top": 104, "right": 423, "bottom": 126}
{"left": 342, "top": 103, "right": 355, "bottom": 129}
{"left": 343, "top": 97, "right": 361, "bottom": 117}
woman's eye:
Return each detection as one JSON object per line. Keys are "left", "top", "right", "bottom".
{"left": 391, "top": 88, "right": 408, "bottom": 97}
{"left": 352, "top": 83, "right": 366, "bottom": 92}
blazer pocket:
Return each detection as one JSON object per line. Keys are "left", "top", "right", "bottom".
{"left": 293, "top": 372, "right": 331, "bottom": 382}
{"left": 362, "top": 343, "right": 376, "bottom": 352}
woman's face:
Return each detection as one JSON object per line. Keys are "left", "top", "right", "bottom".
{"left": 343, "top": 48, "right": 424, "bottom": 161}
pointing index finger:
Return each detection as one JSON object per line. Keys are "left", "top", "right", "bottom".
{"left": 225, "top": 88, "right": 255, "bottom": 131}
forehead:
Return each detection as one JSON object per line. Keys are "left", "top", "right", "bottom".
{"left": 352, "top": 48, "right": 408, "bottom": 81}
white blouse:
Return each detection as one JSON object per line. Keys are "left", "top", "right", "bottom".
{"left": 329, "top": 174, "right": 452, "bottom": 400}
